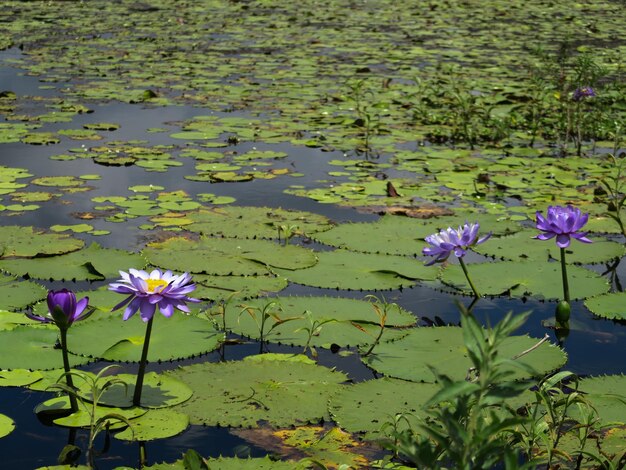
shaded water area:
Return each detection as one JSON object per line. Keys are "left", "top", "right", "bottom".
{"left": 0, "top": 1, "right": 625, "bottom": 468}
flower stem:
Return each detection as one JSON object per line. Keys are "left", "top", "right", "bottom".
{"left": 458, "top": 257, "right": 481, "bottom": 298}
{"left": 133, "top": 316, "right": 154, "bottom": 407}
{"left": 560, "top": 247, "right": 570, "bottom": 303}
{"left": 59, "top": 329, "right": 79, "bottom": 413}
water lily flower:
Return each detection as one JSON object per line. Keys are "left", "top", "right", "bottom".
{"left": 572, "top": 86, "right": 595, "bottom": 101}
{"left": 27, "top": 289, "right": 92, "bottom": 330}
{"left": 534, "top": 205, "right": 592, "bottom": 248}
{"left": 422, "top": 222, "right": 491, "bottom": 266}
{"left": 109, "top": 268, "right": 199, "bottom": 322}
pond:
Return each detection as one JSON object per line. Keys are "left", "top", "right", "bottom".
{"left": 0, "top": 1, "right": 625, "bottom": 469}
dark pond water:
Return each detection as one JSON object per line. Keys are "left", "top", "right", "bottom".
{"left": 0, "top": 48, "right": 625, "bottom": 469}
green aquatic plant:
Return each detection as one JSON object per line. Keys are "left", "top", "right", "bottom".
{"left": 295, "top": 309, "right": 336, "bottom": 358}
{"left": 238, "top": 300, "right": 300, "bottom": 352}
{"left": 48, "top": 365, "right": 133, "bottom": 468}
{"left": 359, "top": 295, "right": 397, "bottom": 357}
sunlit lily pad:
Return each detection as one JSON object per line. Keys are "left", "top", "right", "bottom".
{"left": 145, "top": 456, "right": 298, "bottom": 470}
{"left": 194, "top": 274, "right": 288, "bottom": 301}
{"left": 329, "top": 377, "right": 439, "bottom": 438}
{"left": 0, "top": 226, "right": 84, "bottom": 258}
{"left": 584, "top": 292, "right": 626, "bottom": 320}
{"left": 0, "top": 414, "right": 15, "bottom": 438}
{"left": 361, "top": 327, "right": 566, "bottom": 383}
{"left": 68, "top": 314, "right": 223, "bottom": 362}
{"left": 226, "top": 295, "right": 415, "bottom": 348}
{"left": 168, "top": 354, "right": 347, "bottom": 427}
{"left": 0, "top": 277, "right": 47, "bottom": 310}
{"left": 275, "top": 250, "right": 435, "bottom": 290}
{"left": 0, "top": 243, "right": 146, "bottom": 281}
{"left": 576, "top": 375, "right": 626, "bottom": 426}
{"left": 114, "top": 408, "right": 189, "bottom": 441}
{"left": 185, "top": 206, "right": 333, "bottom": 239}
{"left": 144, "top": 236, "right": 318, "bottom": 276}
{"left": 0, "top": 368, "right": 43, "bottom": 387}
{"left": 0, "top": 326, "right": 90, "bottom": 370}
{"left": 440, "top": 261, "right": 609, "bottom": 300}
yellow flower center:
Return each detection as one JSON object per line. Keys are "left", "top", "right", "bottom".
{"left": 145, "top": 278, "right": 168, "bottom": 293}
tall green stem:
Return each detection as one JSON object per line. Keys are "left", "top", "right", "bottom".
{"left": 560, "top": 247, "right": 570, "bottom": 303}
{"left": 459, "top": 257, "right": 481, "bottom": 298}
{"left": 133, "top": 316, "right": 154, "bottom": 407}
{"left": 59, "top": 328, "right": 78, "bottom": 413}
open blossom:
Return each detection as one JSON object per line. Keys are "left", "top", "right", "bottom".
{"left": 109, "top": 268, "right": 200, "bottom": 322}
{"left": 26, "top": 289, "right": 92, "bottom": 330}
{"left": 572, "top": 87, "right": 595, "bottom": 101}
{"left": 422, "top": 222, "right": 491, "bottom": 266}
{"left": 534, "top": 205, "right": 592, "bottom": 248}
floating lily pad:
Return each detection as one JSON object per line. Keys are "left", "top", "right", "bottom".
{"left": 0, "top": 243, "right": 146, "bottom": 281}
{"left": 144, "top": 236, "right": 318, "bottom": 276}
{"left": 584, "top": 292, "right": 626, "bottom": 320}
{"left": 68, "top": 314, "right": 223, "bottom": 362}
{"left": 0, "top": 277, "right": 47, "bottom": 310}
{"left": 0, "top": 414, "right": 15, "bottom": 438}
{"left": 114, "top": 408, "right": 189, "bottom": 441}
{"left": 329, "top": 377, "right": 439, "bottom": 438}
{"left": 35, "top": 396, "right": 146, "bottom": 428}
{"left": 275, "top": 250, "right": 435, "bottom": 290}
{"left": 577, "top": 375, "right": 626, "bottom": 426}
{"left": 0, "top": 369, "right": 43, "bottom": 387}
{"left": 475, "top": 229, "right": 624, "bottom": 264}
{"left": 194, "top": 274, "right": 288, "bottom": 301}
{"left": 227, "top": 296, "right": 415, "bottom": 348}
{"left": 168, "top": 354, "right": 347, "bottom": 427}
{"left": 440, "top": 260, "right": 609, "bottom": 300}
{"left": 362, "top": 327, "right": 567, "bottom": 383}
{"left": 185, "top": 206, "right": 333, "bottom": 239}
{"left": 0, "top": 326, "right": 90, "bottom": 370}
{"left": 0, "top": 226, "right": 84, "bottom": 258}
{"left": 145, "top": 456, "right": 298, "bottom": 470}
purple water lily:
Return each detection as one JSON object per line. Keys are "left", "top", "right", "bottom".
{"left": 109, "top": 268, "right": 199, "bottom": 322}
{"left": 27, "top": 289, "right": 92, "bottom": 330}
{"left": 534, "top": 205, "right": 592, "bottom": 248}
{"left": 422, "top": 222, "right": 491, "bottom": 266}
{"left": 572, "top": 87, "right": 595, "bottom": 101}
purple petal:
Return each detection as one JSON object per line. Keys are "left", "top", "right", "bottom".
{"left": 123, "top": 297, "right": 143, "bottom": 321}
{"left": 139, "top": 301, "right": 156, "bottom": 322}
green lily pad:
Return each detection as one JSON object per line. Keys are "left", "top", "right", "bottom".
{"left": 114, "top": 408, "right": 189, "bottom": 441}
{"left": 584, "top": 292, "right": 626, "bottom": 320}
{"left": 577, "top": 375, "right": 626, "bottom": 426}
{"left": 0, "top": 226, "right": 84, "bottom": 258}
{"left": 362, "top": 327, "right": 567, "bottom": 383}
{"left": 145, "top": 456, "right": 298, "bottom": 470}
{"left": 0, "top": 414, "right": 15, "bottom": 438}
{"left": 275, "top": 250, "right": 436, "bottom": 290}
{"left": 226, "top": 295, "right": 415, "bottom": 348}
{"left": 185, "top": 206, "right": 333, "bottom": 239}
{"left": 168, "top": 354, "right": 347, "bottom": 427}
{"left": 35, "top": 396, "right": 146, "bottom": 428}
{"left": 440, "top": 261, "right": 609, "bottom": 300}
{"left": 0, "top": 277, "right": 47, "bottom": 310}
{"left": 143, "top": 236, "right": 318, "bottom": 276}
{"left": 0, "top": 326, "right": 90, "bottom": 370}
{"left": 0, "top": 369, "right": 43, "bottom": 387}
{"left": 329, "top": 377, "right": 440, "bottom": 438}
{"left": 0, "top": 243, "right": 146, "bottom": 281}
{"left": 194, "top": 274, "right": 288, "bottom": 301}
{"left": 68, "top": 314, "right": 224, "bottom": 362}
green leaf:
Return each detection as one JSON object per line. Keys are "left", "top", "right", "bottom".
{"left": 114, "top": 408, "right": 189, "bottom": 441}
{"left": 167, "top": 354, "right": 347, "bottom": 427}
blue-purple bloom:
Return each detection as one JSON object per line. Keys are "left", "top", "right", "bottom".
{"left": 572, "top": 87, "right": 595, "bottom": 101}
{"left": 27, "top": 289, "right": 92, "bottom": 330}
{"left": 422, "top": 223, "right": 491, "bottom": 266}
{"left": 109, "top": 268, "right": 199, "bottom": 322}
{"left": 534, "top": 205, "right": 592, "bottom": 248}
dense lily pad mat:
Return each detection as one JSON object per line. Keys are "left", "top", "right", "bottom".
{"left": 167, "top": 354, "right": 347, "bottom": 427}
{"left": 362, "top": 327, "right": 567, "bottom": 383}
{"left": 68, "top": 314, "right": 224, "bottom": 362}
{"left": 226, "top": 295, "right": 415, "bottom": 348}
{"left": 145, "top": 456, "right": 300, "bottom": 470}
